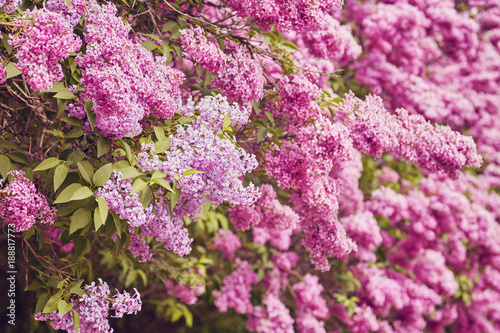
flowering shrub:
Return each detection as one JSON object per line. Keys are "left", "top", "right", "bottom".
{"left": 0, "top": 0, "right": 499, "bottom": 332}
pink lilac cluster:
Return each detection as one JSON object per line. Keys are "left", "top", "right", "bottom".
{"left": 252, "top": 227, "right": 293, "bottom": 251}
{"left": 225, "top": 0, "right": 344, "bottom": 33}
{"left": 213, "top": 229, "right": 242, "bottom": 259}
{"left": 341, "top": 211, "right": 382, "bottom": 262}
{"left": 96, "top": 171, "right": 192, "bottom": 257}
{"left": 179, "top": 28, "right": 264, "bottom": 108}
{"left": 76, "top": 0, "right": 184, "bottom": 139}
{"left": 211, "top": 41, "right": 265, "bottom": 108}
{"left": 270, "top": 73, "right": 323, "bottom": 126}
{"left": 213, "top": 259, "right": 257, "bottom": 314}
{"left": 128, "top": 232, "right": 152, "bottom": 263}
{"left": 247, "top": 294, "right": 294, "bottom": 333}
{"left": 179, "top": 94, "right": 251, "bottom": 129}
{"left": 165, "top": 279, "right": 204, "bottom": 305}
{"left": 136, "top": 96, "right": 259, "bottom": 221}
{"left": 293, "top": 274, "right": 328, "bottom": 333}
{"left": 336, "top": 92, "right": 483, "bottom": 178}
{"left": 262, "top": 252, "right": 299, "bottom": 296}
{"left": 0, "top": 170, "right": 55, "bottom": 232}
{"left": 140, "top": 197, "right": 193, "bottom": 257}
{"left": 0, "top": 0, "right": 21, "bottom": 12}
{"left": 95, "top": 170, "right": 154, "bottom": 228}
{"left": 346, "top": 0, "right": 500, "bottom": 163}
{"left": 46, "top": 0, "right": 87, "bottom": 27}
{"left": 10, "top": 8, "right": 81, "bottom": 91}
{"left": 230, "top": 184, "right": 299, "bottom": 231}
{"left": 179, "top": 26, "right": 227, "bottom": 72}
{"left": 0, "top": 64, "right": 6, "bottom": 84}
{"left": 36, "top": 279, "right": 141, "bottom": 333}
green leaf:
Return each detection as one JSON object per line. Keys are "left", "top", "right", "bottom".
{"left": 120, "top": 166, "right": 142, "bottom": 180}
{"left": 97, "top": 197, "right": 109, "bottom": 225}
{"left": 117, "top": 140, "right": 133, "bottom": 163}
{"left": 125, "top": 270, "right": 137, "bottom": 288}
{"left": 154, "top": 126, "right": 165, "bottom": 141}
{"left": 54, "top": 183, "right": 83, "bottom": 204}
{"left": 77, "top": 161, "right": 94, "bottom": 185}
{"left": 257, "top": 127, "right": 268, "bottom": 143}
{"left": 61, "top": 117, "right": 83, "bottom": 127}
{"left": 58, "top": 300, "right": 73, "bottom": 316}
{"left": 34, "top": 157, "right": 61, "bottom": 171}
{"left": 1, "top": 33, "right": 12, "bottom": 54}
{"left": 54, "top": 89, "right": 76, "bottom": 100}
{"left": 150, "top": 177, "right": 174, "bottom": 192}
{"left": 131, "top": 178, "right": 148, "bottom": 195}
{"left": 35, "top": 293, "right": 50, "bottom": 314}
{"left": 84, "top": 100, "right": 95, "bottom": 132}
{"left": 94, "top": 207, "right": 105, "bottom": 230}
{"left": 182, "top": 169, "right": 205, "bottom": 178}
{"left": 142, "top": 40, "right": 158, "bottom": 51}
{"left": 43, "top": 291, "right": 63, "bottom": 313}
{"left": 65, "top": 127, "right": 83, "bottom": 139}
{"left": 154, "top": 140, "right": 170, "bottom": 153}
{"left": 71, "top": 186, "right": 94, "bottom": 201}
{"left": 68, "top": 151, "right": 85, "bottom": 163}
{"left": 222, "top": 113, "right": 231, "bottom": 129}
{"left": 141, "top": 33, "right": 161, "bottom": 42}
{"left": 93, "top": 163, "right": 113, "bottom": 187}
{"left": 97, "top": 137, "right": 110, "bottom": 158}
{"left": 184, "top": 309, "right": 193, "bottom": 327}
{"left": 169, "top": 186, "right": 181, "bottom": 213}
{"left": 69, "top": 280, "right": 84, "bottom": 296}
{"left": 71, "top": 310, "right": 80, "bottom": 333}
{"left": 162, "top": 21, "right": 179, "bottom": 32}
{"left": 70, "top": 208, "right": 92, "bottom": 234}
{"left": 63, "top": 0, "right": 71, "bottom": 10}
{"left": 0, "top": 139, "right": 16, "bottom": 149}
{"left": 54, "top": 164, "right": 69, "bottom": 191}
{"left": 6, "top": 63, "right": 21, "bottom": 79}
{"left": 281, "top": 40, "right": 298, "bottom": 50}
{"left": 0, "top": 154, "right": 12, "bottom": 177}
{"left": 139, "top": 186, "right": 152, "bottom": 208}
{"left": 171, "top": 308, "right": 183, "bottom": 323}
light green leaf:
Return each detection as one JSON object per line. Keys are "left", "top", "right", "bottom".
{"left": 94, "top": 207, "right": 105, "bottom": 230}
{"left": 0, "top": 154, "right": 11, "bottom": 177}
{"left": 43, "top": 291, "right": 63, "bottom": 314}
{"left": 72, "top": 310, "right": 80, "bottom": 333}
{"left": 54, "top": 89, "right": 76, "bottom": 100}
{"left": 71, "top": 186, "right": 94, "bottom": 201}
{"left": 84, "top": 100, "right": 95, "bottom": 132}
{"left": 154, "top": 126, "right": 165, "bottom": 141}
{"left": 34, "top": 157, "right": 61, "bottom": 171}
{"left": 64, "top": 0, "right": 71, "bottom": 10}
{"left": 182, "top": 169, "right": 205, "bottom": 178}
{"left": 97, "top": 197, "right": 108, "bottom": 225}
{"left": 77, "top": 161, "right": 94, "bottom": 185}
{"left": 54, "top": 164, "right": 69, "bottom": 191}
{"left": 93, "top": 164, "right": 112, "bottom": 187}
{"left": 70, "top": 209, "right": 92, "bottom": 234}
{"left": 171, "top": 308, "right": 183, "bottom": 323}
{"left": 257, "top": 126, "right": 268, "bottom": 143}
{"left": 97, "top": 137, "right": 110, "bottom": 158}
{"left": 222, "top": 113, "right": 231, "bottom": 129}
{"left": 58, "top": 300, "right": 73, "bottom": 316}
{"left": 150, "top": 177, "right": 174, "bottom": 192}
{"left": 54, "top": 183, "right": 82, "bottom": 204}
{"left": 131, "top": 178, "right": 148, "bottom": 195}
{"left": 120, "top": 166, "right": 142, "bottom": 180}
{"left": 154, "top": 140, "right": 170, "bottom": 153}
{"left": 142, "top": 40, "right": 158, "bottom": 51}
{"left": 6, "top": 63, "right": 21, "bottom": 79}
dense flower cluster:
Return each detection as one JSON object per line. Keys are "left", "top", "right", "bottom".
{"left": 36, "top": 279, "right": 141, "bottom": 333}
{"left": 0, "top": 170, "right": 55, "bottom": 232}
{"left": 75, "top": 0, "right": 184, "bottom": 139}
{"left": 0, "top": 0, "right": 21, "bottom": 12}
{"left": 226, "top": 0, "right": 344, "bottom": 33}
{"left": 10, "top": 8, "right": 81, "bottom": 91}
{"left": 213, "top": 229, "right": 241, "bottom": 259}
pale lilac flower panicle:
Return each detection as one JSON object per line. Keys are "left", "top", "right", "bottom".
{"left": 10, "top": 9, "right": 82, "bottom": 92}
{"left": 247, "top": 294, "right": 295, "bottom": 333}
{"left": 213, "top": 229, "right": 242, "bottom": 259}
{"left": 0, "top": 0, "right": 21, "bottom": 12}
{"left": 0, "top": 170, "right": 55, "bottom": 232}
{"left": 213, "top": 259, "right": 257, "bottom": 314}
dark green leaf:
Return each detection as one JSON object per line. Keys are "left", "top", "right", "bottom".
{"left": 70, "top": 208, "right": 91, "bottom": 234}
{"left": 93, "top": 163, "right": 113, "bottom": 187}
